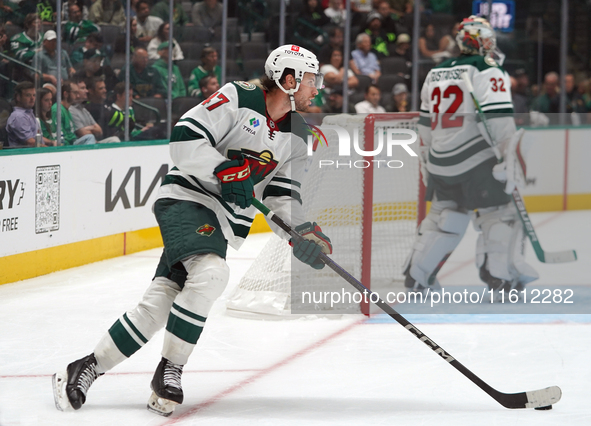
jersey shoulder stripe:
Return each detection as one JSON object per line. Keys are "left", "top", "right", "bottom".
{"left": 231, "top": 81, "right": 266, "bottom": 115}
{"left": 435, "top": 54, "right": 506, "bottom": 73}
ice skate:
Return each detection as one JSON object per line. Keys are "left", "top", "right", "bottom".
{"left": 53, "top": 353, "right": 103, "bottom": 411}
{"left": 147, "top": 357, "right": 184, "bottom": 417}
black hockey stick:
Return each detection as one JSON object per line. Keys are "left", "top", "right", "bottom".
{"left": 252, "top": 198, "right": 561, "bottom": 409}
{"left": 461, "top": 73, "right": 577, "bottom": 264}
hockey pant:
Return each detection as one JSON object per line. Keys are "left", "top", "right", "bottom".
{"left": 474, "top": 203, "right": 538, "bottom": 289}
{"left": 404, "top": 200, "right": 471, "bottom": 289}
{"left": 93, "top": 253, "right": 230, "bottom": 373}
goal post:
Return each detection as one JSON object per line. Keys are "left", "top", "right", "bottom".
{"left": 226, "top": 112, "right": 426, "bottom": 318}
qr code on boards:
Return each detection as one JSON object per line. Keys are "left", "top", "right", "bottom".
{"left": 35, "top": 165, "right": 60, "bottom": 234}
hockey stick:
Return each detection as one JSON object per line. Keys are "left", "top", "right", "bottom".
{"left": 461, "top": 73, "right": 577, "bottom": 263}
{"left": 252, "top": 197, "right": 561, "bottom": 409}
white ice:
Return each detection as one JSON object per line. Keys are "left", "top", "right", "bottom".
{"left": 0, "top": 210, "right": 590, "bottom": 426}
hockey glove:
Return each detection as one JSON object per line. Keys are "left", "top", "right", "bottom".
{"left": 291, "top": 222, "right": 332, "bottom": 270}
{"left": 492, "top": 129, "right": 526, "bottom": 194}
{"left": 214, "top": 156, "right": 254, "bottom": 209}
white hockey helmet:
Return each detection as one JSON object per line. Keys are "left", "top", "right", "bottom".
{"left": 456, "top": 15, "right": 497, "bottom": 57}
{"left": 264, "top": 44, "right": 323, "bottom": 97}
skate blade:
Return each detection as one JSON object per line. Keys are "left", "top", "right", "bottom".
{"left": 147, "top": 391, "right": 179, "bottom": 417}
{"left": 52, "top": 372, "right": 73, "bottom": 411}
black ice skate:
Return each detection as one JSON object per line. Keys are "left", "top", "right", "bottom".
{"left": 52, "top": 353, "right": 103, "bottom": 411}
{"left": 147, "top": 357, "right": 184, "bottom": 417}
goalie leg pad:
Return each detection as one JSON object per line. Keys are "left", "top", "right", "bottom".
{"left": 406, "top": 201, "right": 471, "bottom": 288}
{"left": 474, "top": 203, "right": 539, "bottom": 288}
{"left": 162, "top": 253, "right": 229, "bottom": 366}
{"left": 94, "top": 276, "right": 181, "bottom": 373}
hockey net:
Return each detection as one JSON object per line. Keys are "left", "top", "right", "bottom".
{"left": 226, "top": 113, "right": 425, "bottom": 317}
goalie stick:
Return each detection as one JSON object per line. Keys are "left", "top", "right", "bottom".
{"left": 461, "top": 73, "right": 577, "bottom": 264}
{"left": 252, "top": 198, "right": 562, "bottom": 409}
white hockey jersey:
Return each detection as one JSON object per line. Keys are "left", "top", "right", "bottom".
{"left": 417, "top": 55, "right": 516, "bottom": 177}
{"left": 156, "top": 81, "right": 308, "bottom": 249}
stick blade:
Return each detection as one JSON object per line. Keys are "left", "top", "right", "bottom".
{"left": 525, "top": 386, "right": 562, "bottom": 409}
{"left": 540, "top": 250, "right": 577, "bottom": 263}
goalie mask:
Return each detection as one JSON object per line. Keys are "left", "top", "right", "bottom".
{"left": 456, "top": 15, "right": 504, "bottom": 64}
{"left": 265, "top": 44, "right": 323, "bottom": 111}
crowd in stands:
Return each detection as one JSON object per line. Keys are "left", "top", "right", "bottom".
{"left": 2, "top": 0, "right": 591, "bottom": 148}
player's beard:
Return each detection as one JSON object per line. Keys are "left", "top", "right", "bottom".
{"left": 293, "top": 93, "right": 313, "bottom": 112}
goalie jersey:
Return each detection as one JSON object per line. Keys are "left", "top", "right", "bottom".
{"left": 418, "top": 55, "right": 516, "bottom": 177}
{"left": 156, "top": 81, "right": 308, "bottom": 250}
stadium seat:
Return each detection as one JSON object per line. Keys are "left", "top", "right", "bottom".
{"left": 177, "top": 59, "right": 201, "bottom": 81}
{"left": 240, "top": 42, "right": 269, "bottom": 60}
{"left": 243, "top": 59, "right": 266, "bottom": 80}
{"left": 377, "top": 74, "right": 406, "bottom": 94}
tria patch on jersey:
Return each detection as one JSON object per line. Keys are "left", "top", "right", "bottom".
{"left": 228, "top": 148, "right": 278, "bottom": 184}
{"left": 196, "top": 224, "right": 216, "bottom": 236}
{"left": 234, "top": 81, "right": 257, "bottom": 91}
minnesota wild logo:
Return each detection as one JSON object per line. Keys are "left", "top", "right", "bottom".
{"left": 196, "top": 224, "right": 216, "bottom": 236}
{"left": 227, "top": 148, "right": 278, "bottom": 184}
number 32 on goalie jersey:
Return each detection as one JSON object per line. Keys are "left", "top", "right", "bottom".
{"left": 426, "top": 67, "right": 509, "bottom": 132}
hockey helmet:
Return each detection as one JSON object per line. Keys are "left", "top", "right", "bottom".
{"left": 456, "top": 15, "right": 497, "bottom": 57}
{"left": 264, "top": 45, "right": 323, "bottom": 96}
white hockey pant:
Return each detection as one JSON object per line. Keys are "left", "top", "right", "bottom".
{"left": 474, "top": 203, "right": 539, "bottom": 288}
{"left": 94, "top": 253, "right": 230, "bottom": 373}
{"left": 405, "top": 200, "right": 471, "bottom": 288}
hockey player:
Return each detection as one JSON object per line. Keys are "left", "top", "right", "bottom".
{"left": 403, "top": 16, "right": 538, "bottom": 297}
{"left": 52, "top": 45, "right": 331, "bottom": 417}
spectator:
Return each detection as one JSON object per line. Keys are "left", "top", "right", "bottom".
{"left": 147, "top": 22, "right": 184, "bottom": 62}
{"left": 120, "top": 47, "right": 164, "bottom": 98}
{"left": 0, "top": 25, "right": 11, "bottom": 98}
{"left": 63, "top": 3, "right": 100, "bottom": 44}
{"left": 0, "top": 0, "right": 19, "bottom": 25}
{"left": 318, "top": 27, "right": 344, "bottom": 66}
{"left": 36, "top": 30, "right": 76, "bottom": 88}
{"left": 386, "top": 82, "right": 408, "bottom": 112}
{"left": 438, "top": 22, "right": 460, "bottom": 58}
{"left": 565, "top": 73, "right": 587, "bottom": 117}
{"left": 188, "top": 46, "right": 221, "bottom": 97}
{"left": 6, "top": 81, "right": 42, "bottom": 147}
{"left": 320, "top": 48, "right": 358, "bottom": 93}
{"left": 531, "top": 71, "right": 560, "bottom": 124}
{"left": 35, "top": 86, "right": 57, "bottom": 145}
{"left": 71, "top": 32, "right": 104, "bottom": 68}
{"left": 355, "top": 84, "right": 386, "bottom": 113}
{"left": 389, "top": 33, "right": 411, "bottom": 65}
{"left": 74, "top": 48, "right": 118, "bottom": 92}
{"left": 51, "top": 81, "right": 96, "bottom": 145}
{"left": 376, "top": 1, "right": 400, "bottom": 35}
{"left": 298, "top": 0, "right": 330, "bottom": 40}
{"left": 151, "top": 0, "right": 190, "bottom": 27}
{"left": 152, "top": 41, "right": 186, "bottom": 99}
{"left": 198, "top": 74, "right": 220, "bottom": 102}
{"left": 324, "top": 0, "right": 347, "bottom": 27}
{"left": 10, "top": 13, "right": 42, "bottom": 65}
{"left": 69, "top": 76, "right": 107, "bottom": 141}
{"left": 135, "top": 0, "right": 163, "bottom": 44}
{"left": 511, "top": 69, "right": 530, "bottom": 126}
{"left": 350, "top": 33, "right": 381, "bottom": 83}
{"left": 363, "top": 11, "right": 396, "bottom": 58}
{"left": 61, "top": 0, "right": 89, "bottom": 22}
{"left": 85, "top": 76, "right": 109, "bottom": 130}
{"left": 192, "top": 0, "right": 223, "bottom": 30}
{"left": 321, "top": 85, "right": 356, "bottom": 113}
{"left": 89, "top": 0, "right": 126, "bottom": 27}
{"left": 106, "top": 81, "right": 163, "bottom": 140}
{"left": 114, "top": 17, "right": 146, "bottom": 54}
{"left": 419, "top": 23, "right": 451, "bottom": 63}
{"left": 387, "top": 0, "right": 413, "bottom": 17}
{"left": 36, "top": 0, "right": 56, "bottom": 24}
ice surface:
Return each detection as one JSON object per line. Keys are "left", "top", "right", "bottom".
{"left": 0, "top": 210, "right": 589, "bottom": 425}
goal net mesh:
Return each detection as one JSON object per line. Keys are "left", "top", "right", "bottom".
{"left": 226, "top": 113, "right": 423, "bottom": 317}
